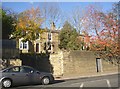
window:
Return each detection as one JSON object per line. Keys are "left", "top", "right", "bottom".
{"left": 20, "top": 42, "right": 23, "bottom": 49}
{"left": 23, "top": 42, "right": 27, "bottom": 49}
{"left": 48, "top": 33, "right": 52, "bottom": 41}
{"left": 47, "top": 42, "right": 51, "bottom": 50}
{"left": 19, "top": 41, "right": 28, "bottom": 50}
{"left": 21, "top": 67, "right": 34, "bottom": 73}
{"left": 36, "top": 43, "right": 39, "bottom": 52}
{"left": 7, "top": 67, "right": 20, "bottom": 73}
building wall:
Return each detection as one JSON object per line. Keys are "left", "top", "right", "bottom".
{"left": 50, "top": 51, "right": 118, "bottom": 76}
{"left": 51, "top": 32, "right": 60, "bottom": 53}
{"left": 15, "top": 51, "right": 118, "bottom": 77}
{"left": 50, "top": 51, "right": 63, "bottom": 76}
{"left": 62, "top": 51, "right": 118, "bottom": 76}
{"left": 19, "top": 30, "right": 60, "bottom": 53}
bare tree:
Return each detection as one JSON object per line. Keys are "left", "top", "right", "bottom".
{"left": 69, "top": 6, "right": 84, "bottom": 34}
{"left": 41, "top": 3, "right": 63, "bottom": 29}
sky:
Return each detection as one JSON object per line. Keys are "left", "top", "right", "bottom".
{"left": 2, "top": 2, "right": 114, "bottom": 13}
{"left": 2, "top": 2, "right": 116, "bottom": 29}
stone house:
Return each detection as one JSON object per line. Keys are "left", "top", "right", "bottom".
{"left": 19, "top": 23, "right": 60, "bottom": 53}
{"left": 19, "top": 23, "right": 92, "bottom": 53}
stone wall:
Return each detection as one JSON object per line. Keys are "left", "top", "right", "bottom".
{"left": 50, "top": 51, "right": 63, "bottom": 76}
{"left": 11, "top": 51, "right": 118, "bottom": 77}
{"left": 20, "top": 53, "right": 53, "bottom": 73}
{"left": 10, "top": 59, "right": 22, "bottom": 66}
{"left": 62, "top": 51, "right": 118, "bottom": 76}
{"left": 63, "top": 51, "right": 96, "bottom": 76}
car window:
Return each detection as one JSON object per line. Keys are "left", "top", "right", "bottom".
{"left": 8, "top": 67, "right": 20, "bottom": 73}
{"left": 20, "top": 67, "right": 34, "bottom": 73}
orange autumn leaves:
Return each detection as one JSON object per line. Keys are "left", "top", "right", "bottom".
{"left": 82, "top": 5, "right": 119, "bottom": 57}
{"left": 16, "top": 7, "right": 44, "bottom": 32}
{"left": 12, "top": 7, "right": 45, "bottom": 42}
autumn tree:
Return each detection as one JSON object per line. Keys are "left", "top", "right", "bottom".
{"left": 82, "top": 4, "right": 119, "bottom": 65}
{"left": 11, "top": 7, "right": 44, "bottom": 49}
{"left": 97, "top": 4, "right": 119, "bottom": 64}
{"left": 59, "top": 21, "right": 81, "bottom": 50}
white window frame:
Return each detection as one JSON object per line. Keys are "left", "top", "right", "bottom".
{"left": 19, "top": 39, "right": 29, "bottom": 50}
{"left": 48, "top": 32, "right": 52, "bottom": 41}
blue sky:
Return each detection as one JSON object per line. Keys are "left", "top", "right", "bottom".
{"left": 2, "top": 2, "right": 114, "bottom": 13}
{"left": 2, "top": 2, "right": 116, "bottom": 29}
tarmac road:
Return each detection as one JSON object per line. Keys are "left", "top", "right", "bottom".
{"left": 8, "top": 74, "right": 119, "bottom": 89}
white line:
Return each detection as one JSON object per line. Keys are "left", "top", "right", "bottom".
{"left": 79, "top": 83, "right": 84, "bottom": 89}
{"left": 106, "top": 79, "right": 112, "bottom": 89}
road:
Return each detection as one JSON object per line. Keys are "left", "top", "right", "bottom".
{"left": 9, "top": 74, "right": 119, "bottom": 89}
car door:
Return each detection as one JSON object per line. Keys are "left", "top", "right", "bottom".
{"left": 19, "top": 66, "right": 32, "bottom": 85}
{"left": 32, "top": 70, "right": 41, "bottom": 84}
{"left": 20, "top": 66, "right": 35, "bottom": 84}
{"left": 21, "top": 67, "right": 41, "bottom": 84}
{"left": 6, "top": 66, "right": 25, "bottom": 85}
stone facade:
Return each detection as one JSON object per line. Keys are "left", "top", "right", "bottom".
{"left": 50, "top": 51, "right": 64, "bottom": 76}
{"left": 50, "top": 51, "right": 118, "bottom": 76}
{"left": 11, "top": 50, "right": 118, "bottom": 76}
{"left": 19, "top": 29, "right": 60, "bottom": 54}
{"left": 10, "top": 59, "right": 22, "bottom": 66}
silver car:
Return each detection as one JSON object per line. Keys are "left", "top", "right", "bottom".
{"left": 0, "top": 66, "right": 54, "bottom": 88}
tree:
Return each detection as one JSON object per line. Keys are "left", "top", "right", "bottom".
{"left": 69, "top": 7, "right": 84, "bottom": 34}
{"left": 11, "top": 7, "right": 44, "bottom": 44}
{"left": 1, "top": 8, "right": 16, "bottom": 39}
{"left": 41, "top": 3, "right": 62, "bottom": 29}
{"left": 59, "top": 21, "right": 81, "bottom": 50}
{"left": 82, "top": 5, "right": 103, "bottom": 38}
{"left": 83, "top": 4, "right": 119, "bottom": 65}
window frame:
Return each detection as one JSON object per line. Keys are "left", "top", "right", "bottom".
{"left": 19, "top": 40, "right": 29, "bottom": 50}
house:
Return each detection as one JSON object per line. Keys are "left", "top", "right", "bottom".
{"left": 78, "top": 34, "right": 91, "bottom": 50}
{"left": 19, "top": 22, "right": 92, "bottom": 53}
{"left": 19, "top": 23, "right": 60, "bottom": 53}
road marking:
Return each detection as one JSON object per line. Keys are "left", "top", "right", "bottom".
{"left": 79, "top": 83, "right": 84, "bottom": 89}
{"left": 106, "top": 79, "right": 112, "bottom": 89}
{"left": 71, "top": 79, "right": 112, "bottom": 88}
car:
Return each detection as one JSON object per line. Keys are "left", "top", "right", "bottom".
{"left": 0, "top": 66, "right": 54, "bottom": 88}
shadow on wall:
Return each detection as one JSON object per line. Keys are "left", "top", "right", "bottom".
{"left": 20, "top": 53, "right": 53, "bottom": 73}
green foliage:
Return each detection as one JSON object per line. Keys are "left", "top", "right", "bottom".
{"left": 2, "top": 9, "right": 16, "bottom": 39}
{"left": 11, "top": 7, "right": 44, "bottom": 43}
{"left": 59, "top": 21, "right": 81, "bottom": 50}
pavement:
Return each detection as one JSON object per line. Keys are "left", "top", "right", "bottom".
{"left": 55, "top": 71, "right": 119, "bottom": 80}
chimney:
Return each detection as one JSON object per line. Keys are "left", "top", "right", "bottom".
{"left": 51, "top": 22, "right": 56, "bottom": 30}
